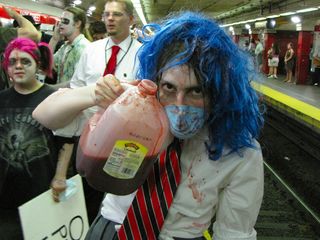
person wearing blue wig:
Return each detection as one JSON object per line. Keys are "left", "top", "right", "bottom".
{"left": 33, "top": 11, "right": 264, "bottom": 240}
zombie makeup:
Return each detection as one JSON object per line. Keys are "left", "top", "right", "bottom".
{"left": 59, "top": 11, "right": 75, "bottom": 37}
{"left": 60, "top": 18, "right": 70, "bottom": 25}
{"left": 7, "top": 50, "right": 37, "bottom": 84}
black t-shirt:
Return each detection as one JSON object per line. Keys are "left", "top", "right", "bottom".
{"left": 0, "top": 84, "right": 58, "bottom": 209}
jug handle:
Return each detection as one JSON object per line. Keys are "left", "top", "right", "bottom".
{"left": 88, "top": 108, "right": 104, "bottom": 130}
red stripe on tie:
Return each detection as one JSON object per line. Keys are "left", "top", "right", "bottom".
{"left": 126, "top": 207, "right": 142, "bottom": 240}
{"left": 170, "top": 150, "right": 181, "bottom": 187}
{"left": 117, "top": 226, "right": 127, "bottom": 239}
{"left": 149, "top": 170, "right": 164, "bottom": 229}
{"left": 136, "top": 187, "right": 156, "bottom": 239}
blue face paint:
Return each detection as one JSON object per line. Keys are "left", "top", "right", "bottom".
{"left": 165, "top": 105, "right": 205, "bottom": 139}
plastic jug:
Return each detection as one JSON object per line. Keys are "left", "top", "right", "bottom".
{"left": 76, "top": 80, "right": 169, "bottom": 195}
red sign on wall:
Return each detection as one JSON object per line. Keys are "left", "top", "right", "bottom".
{"left": 0, "top": 4, "right": 58, "bottom": 25}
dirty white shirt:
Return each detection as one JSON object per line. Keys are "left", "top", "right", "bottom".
{"left": 101, "top": 128, "right": 264, "bottom": 240}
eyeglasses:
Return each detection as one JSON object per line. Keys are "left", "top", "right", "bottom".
{"left": 60, "top": 18, "right": 70, "bottom": 25}
{"left": 101, "top": 11, "right": 125, "bottom": 19}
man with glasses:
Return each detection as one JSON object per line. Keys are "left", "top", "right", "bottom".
{"left": 70, "top": 0, "right": 141, "bottom": 89}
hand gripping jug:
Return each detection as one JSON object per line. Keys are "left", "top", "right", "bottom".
{"left": 76, "top": 80, "right": 169, "bottom": 195}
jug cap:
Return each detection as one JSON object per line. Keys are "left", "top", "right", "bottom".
{"left": 138, "top": 79, "right": 157, "bottom": 95}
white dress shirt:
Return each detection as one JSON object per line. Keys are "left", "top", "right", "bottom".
{"left": 55, "top": 36, "right": 141, "bottom": 137}
{"left": 70, "top": 35, "right": 141, "bottom": 88}
{"left": 102, "top": 128, "right": 264, "bottom": 240}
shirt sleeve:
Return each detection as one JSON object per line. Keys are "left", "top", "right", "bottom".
{"left": 212, "top": 147, "right": 264, "bottom": 240}
{"left": 69, "top": 46, "right": 89, "bottom": 88}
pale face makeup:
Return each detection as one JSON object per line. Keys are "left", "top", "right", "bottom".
{"left": 158, "top": 65, "right": 205, "bottom": 109}
{"left": 7, "top": 50, "right": 38, "bottom": 86}
{"left": 59, "top": 11, "right": 76, "bottom": 37}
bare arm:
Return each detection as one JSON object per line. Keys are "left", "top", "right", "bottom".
{"left": 51, "top": 143, "right": 74, "bottom": 202}
{"left": 32, "top": 75, "right": 126, "bottom": 130}
{"left": 285, "top": 49, "right": 294, "bottom": 62}
{"left": 49, "top": 22, "right": 63, "bottom": 51}
{"left": 33, "top": 86, "right": 96, "bottom": 130}
{"left": 4, "top": 7, "right": 41, "bottom": 42}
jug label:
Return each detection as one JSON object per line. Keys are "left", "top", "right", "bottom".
{"left": 103, "top": 140, "right": 148, "bottom": 179}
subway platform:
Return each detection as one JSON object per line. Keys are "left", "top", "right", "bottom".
{"left": 253, "top": 74, "right": 320, "bottom": 239}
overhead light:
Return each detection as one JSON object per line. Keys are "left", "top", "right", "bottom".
{"left": 88, "top": 6, "right": 96, "bottom": 11}
{"left": 221, "top": 6, "right": 316, "bottom": 28}
{"left": 267, "top": 14, "right": 280, "bottom": 19}
{"left": 280, "top": 12, "right": 295, "bottom": 16}
{"left": 254, "top": 17, "right": 266, "bottom": 21}
{"left": 229, "top": 26, "right": 234, "bottom": 31}
{"left": 245, "top": 24, "right": 251, "bottom": 29}
{"left": 131, "top": 0, "right": 147, "bottom": 25}
{"left": 291, "top": 16, "right": 301, "bottom": 23}
{"left": 296, "top": 7, "right": 318, "bottom": 13}
{"left": 269, "top": 19, "right": 276, "bottom": 28}
{"left": 74, "top": 0, "right": 82, "bottom": 5}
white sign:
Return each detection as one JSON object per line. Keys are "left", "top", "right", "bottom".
{"left": 19, "top": 175, "right": 89, "bottom": 240}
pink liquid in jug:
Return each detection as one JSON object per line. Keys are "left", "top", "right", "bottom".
{"left": 76, "top": 80, "right": 169, "bottom": 195}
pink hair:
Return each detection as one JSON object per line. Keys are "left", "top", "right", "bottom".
{"left": 3, "top": 37, "right": 53, "bottom": 78}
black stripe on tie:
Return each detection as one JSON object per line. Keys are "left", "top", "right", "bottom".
{"left": 132, "top": 199, "right": 147, "bottom": 239}
{"left": 122, "top": 217, "right": 133, "bottom": 240}
{"left": 154, "top": 152, "right": 169, "bottom": 217}
{"left": 166, "top": 150, "right": 178, "bottom": 194}
{"left": 142, "top": 177, "right": 160, "bottom": 237}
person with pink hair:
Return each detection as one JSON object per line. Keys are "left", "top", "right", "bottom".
{"left": 0, "top": 38, "right": 60, "bottom": 239}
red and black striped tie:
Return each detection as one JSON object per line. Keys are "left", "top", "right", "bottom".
{"left": 118, "top": 140, "right": 182, "bottom": 240}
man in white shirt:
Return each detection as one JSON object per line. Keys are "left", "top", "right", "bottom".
{"left": 33, "top": 10, "right": 264, "bottom": 240}
{"left": 70, "top": 1, "right": 141, "bottom": 89}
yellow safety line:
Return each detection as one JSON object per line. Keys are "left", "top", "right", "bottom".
{"left": 251, "top": 81, "right": 320, "bottom": 122}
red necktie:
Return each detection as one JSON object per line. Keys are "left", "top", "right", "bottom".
{"left": 103, "top": 45, "right": 121, "bottom": 76}
{"left": 117, "top": 140, "right": 182, "bottom": 240}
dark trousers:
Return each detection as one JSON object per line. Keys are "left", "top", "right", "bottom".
{"left": 0, "top": 208, "right": 23, "bottom": 240}
{"left": 312, "top": 67, "right": 320, "bottom": 85}
{"left": 85, "top": 214, "right": 206, "bottom": 240}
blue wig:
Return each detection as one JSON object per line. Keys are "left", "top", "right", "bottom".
{"left": 136, "top": 11, "right": 264, "bottom": 160}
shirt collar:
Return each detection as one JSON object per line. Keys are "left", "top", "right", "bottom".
{"left": 67, "top": 34, "right": 85, "bottom": 47}
{"left": 107, "top": 35, "right": 132, "bottom": 52}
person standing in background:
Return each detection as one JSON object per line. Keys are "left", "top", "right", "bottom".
{"left": 267, "top": 42, "right": 280, "bottom": 79}
{"left": 0, "top": 7, "right": 41, "bottom": 90}
{"left": 284, "top": 42, "right": 295, "bottom": 83}
{"left": 89, "top": 21, "right": 107, "bottom": 41}
{"left": 255, "top": 38, "right": 264, "bottom": 72}
{"left": 0, "top": 38, "right": 58, "bottom": 240}
{"left": 49, "top": 6, "right": 90, "bottom": 88}
{"left": 312, "top": 46, "right": 320, "bottom": 86}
